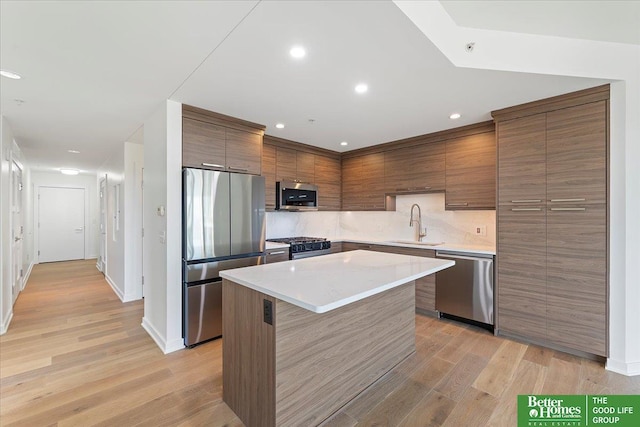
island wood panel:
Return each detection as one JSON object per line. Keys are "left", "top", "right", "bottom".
{"left": 546, "top": 101, "right": 607, "bottom": 205}
{"left": 274, "top": 282, "right": 416, "bottom": 427}
{"left": 182, "top": 117, "right": 226, "bottom": 169}
{"left": 225, "top": 127, "right": 262, "bottom": 175}
{"left": 314, "top": 155, "right": 341, "bottom": 210}
{"left": 384, "top": 141, "right": 445, "bottom": 193}
{"left": 222, "top": 280, "right": 275, "bottom": 427}
{"left": 445, "top": 131, "right": 496, "bottom": 210}
{"left": 545, "top": 203, "right": 607, "bottom": 356}
{"left": 296, "top": 151, "right": 315, "bottom": 184}
{"left": 496, "top": 207, "right": 547, "bottom": 341}
{"left": 497, "top": 114, "right": 547, "bottom": 205}
{"left": 276, "top": 147, "right": 297, "bottom": 182}
{"left": 262, "top": 144, "right": 277, "bottom": 209}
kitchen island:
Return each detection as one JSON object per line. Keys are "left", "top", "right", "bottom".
{"left": 220, "top": 250, "right": 454, "bottom": 427}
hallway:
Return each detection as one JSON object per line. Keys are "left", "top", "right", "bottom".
{"left": 0, "top": 260, "right": 235, "bottom": 426}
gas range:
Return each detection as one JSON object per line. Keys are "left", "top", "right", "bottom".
{"left": 266, "top": 237, "right": 332, "bottom": 260}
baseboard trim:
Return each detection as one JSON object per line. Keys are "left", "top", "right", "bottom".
{"left": 22, "top": 261, "right": 35, "bottom": 291}
{"left": 141, "top": 317, "right": 185, "bottom": 354}
{"left": 606, "top": 358, "right": 640, "bottom": 376}
{"left": 105, "top": 274, "right": 125, "bottom": 302}
{"left": 0, "top": 310, "right": 14, "bottom": 335}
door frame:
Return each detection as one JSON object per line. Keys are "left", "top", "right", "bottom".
{"left": 99, "top": 175, "right": 107, "bottom": 274}
{"left": 10, "top": 159, "right": 24, "bottom": 303}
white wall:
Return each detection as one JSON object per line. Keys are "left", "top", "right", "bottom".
{"left": 1, "top": 117, "right": 14, "bottom": 333}
{"left": 97, "top": 145, "right": 125, "bottom": 299}
{"left": 266, "top": 193, "right": 495, "bottom": 247}
{"left": 31, "top": 171, "right": 99, "bottom": 262}
{"left": 142, "top": 100, "right": 183, "bottom": 354}
{"left": 0, "top": 118, "right": 33, "bottom": 334}
{"left": 123, "top": 141, "right": 144, "bottom": 301}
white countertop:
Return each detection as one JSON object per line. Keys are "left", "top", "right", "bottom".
{"left": 333, "top": 238, "right": 495, "bottom": 256}
{"left": 220, "top": 250, "right": 454, "bottom": 314}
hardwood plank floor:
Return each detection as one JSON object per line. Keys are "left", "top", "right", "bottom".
{"left": 1, "top": 260, "right": 638, "bottom": 426}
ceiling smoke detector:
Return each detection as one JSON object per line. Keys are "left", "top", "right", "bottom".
{"left": 465, "top": 42, "right": 475, "bottom": 53}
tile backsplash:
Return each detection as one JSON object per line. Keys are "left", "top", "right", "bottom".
{"left": 266, "top": 193, "right": 496, "bottom": 246}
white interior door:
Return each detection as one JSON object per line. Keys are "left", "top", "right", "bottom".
{"left": 11, "top": 161, "right": 23, "bottom": 302}
{"left": 39, "top": 187, "right": 85, "bottom": 263}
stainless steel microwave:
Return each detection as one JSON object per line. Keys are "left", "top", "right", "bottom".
{"left": 275, "top": 181, "right": 318, "bottom": 211}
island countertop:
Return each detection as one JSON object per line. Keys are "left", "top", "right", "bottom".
{"left": 220, "top": 249, "right": 454, "bottom": 314}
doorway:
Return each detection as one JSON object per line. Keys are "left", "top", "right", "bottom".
{"left": 38, "top": 186, "right": 85, "bottom": 263}
{"left": 99, "top": 177, "right": 107, "bottom": 273}
{"left": 11, "top": 161, "right": 23, "bottom": 303}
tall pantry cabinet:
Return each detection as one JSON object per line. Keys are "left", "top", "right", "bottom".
{"left": 493, "top": 85, "right": 609, "bottom": 357}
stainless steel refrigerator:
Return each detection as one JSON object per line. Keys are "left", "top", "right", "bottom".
{"left": 183, "top": 168, "right": 265, "bottom": 347}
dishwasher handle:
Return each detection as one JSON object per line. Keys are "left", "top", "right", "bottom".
{"left": 435, "top": 251, "right": 493, "bottom": 262}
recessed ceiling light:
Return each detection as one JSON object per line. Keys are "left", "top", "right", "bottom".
{"left": 275, "top": 123, "right": 285, "bottom": 129}
{"left": 289, "top": 46, "right": 306, "bottom": 59}
{"left": 68, "top": 149, "right": 81, "bottom": 154}
{"left": 355, "top": 84, "right": 368, "bottom": 94}
{"left": 60, "top": 168, "right": 80, "bottom": 175}
{"left": 340, "top": 141, "right": 348, "bottom": 146}
{"left": 449, "top": 113, "right": 461, "bottom": 119}
{"left": 0, "top": 69, "right": 21, "bottom": 79}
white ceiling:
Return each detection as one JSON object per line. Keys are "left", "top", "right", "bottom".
{"left": 1, "top": 1, "right": 627, "bottom": 174}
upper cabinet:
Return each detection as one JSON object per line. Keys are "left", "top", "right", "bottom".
{"left": 342, "top": 152, "right": 385, "bottom": 210}
{"left": 182, "top": 105, "right": 265, "bottom": 175}
{"left": 263, "top": 135, "right": 342, "bottom": 211}
{"left": 445, "top": 131, "right": 496, "bottom": 210}
{"left": 314, "top": 155, "right": 341, "bottom": 211}
{"left": 384, "top": 140, "right": 445, "bottom": 193}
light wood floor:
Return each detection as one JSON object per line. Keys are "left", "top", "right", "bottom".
{"left": 1, "top": 260, "right": 638, "bottom": 427}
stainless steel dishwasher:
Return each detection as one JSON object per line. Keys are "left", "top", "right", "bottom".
{"left": 435, "top": 251, "right": 494, "bottom": 326}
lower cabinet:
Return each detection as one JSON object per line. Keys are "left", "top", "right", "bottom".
{"left": 265, "top": 248, "right": 289, "bottom": 264}
{"left": 340, "top": 242, "right": 437, "bottom": 314}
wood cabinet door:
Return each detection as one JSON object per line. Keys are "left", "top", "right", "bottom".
{"left": 276, "top": 147, "right": 297, "bottom": 182}
{"left": 445, "top": 132, "right": 496, "bottom": 209}
{"left": 497, "top": 114, "right": 546, "bottom": 205}
{"left": 225, "top": 128, "right": 262, "bottom": 175}
{"left": 546, "top": 203, "right": 607, "bottom": 356}
{"left": 182, "top": 117, "right": 226, "bottom": 169}
{"left": 361, "top": 153, "right": 385, "bottom": 210}
{"left": 384, "top": 141, "right": 445, "bottom": 192}
{"left": 314, "top": 155, "right": 341, "bottom": 211}
{"left": 295, "top": 151, "right": 315, "bottom": 184}
{"left": 546, "top": 101, "right": 607, "bottom": 205}
{"left": 341, "top": 157, "right": 363, "bottom": 210}
{"left": 496, "top": 206, "right": 547, "bottom": 341}
{"left": 262, "top": 144, "right": 277, "bottom": 209}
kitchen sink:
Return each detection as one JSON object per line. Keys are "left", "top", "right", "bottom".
{"left": 387, "top": 240, "right": 444, "bottom": 246}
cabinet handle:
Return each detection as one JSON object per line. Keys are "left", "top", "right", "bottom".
{"left": 228, "top": 166, "right": 248, "bottom": 172}
{"left": 550, "top": 207, "right": 586, "bottom": 211}
{"left": 447, "top": 202, "right": 468, "bottom": 207}
{"left": 202, "top": 162, "right": 224, "bottom": 169}
{"left": 511, "top": 208, "right": 542, "bottom": 211}
{"left": 511, "top": 199, "right": 542, "bottom": 203}
{"left": 550, "top": 198, "right": 586, "bottom": 203}
{"left": 268, "top": 250, "right": 286, "bottom": 255}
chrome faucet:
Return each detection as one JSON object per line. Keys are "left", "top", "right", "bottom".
{"left": 409, "top": 203, "right": 427, "bottom": 242}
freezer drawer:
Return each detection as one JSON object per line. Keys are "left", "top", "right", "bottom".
{"left": 435, "top": 252, "right": 494, "bottom": 325}
{"left": 185, "top": 281, "right": 222, "bottom": 346}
